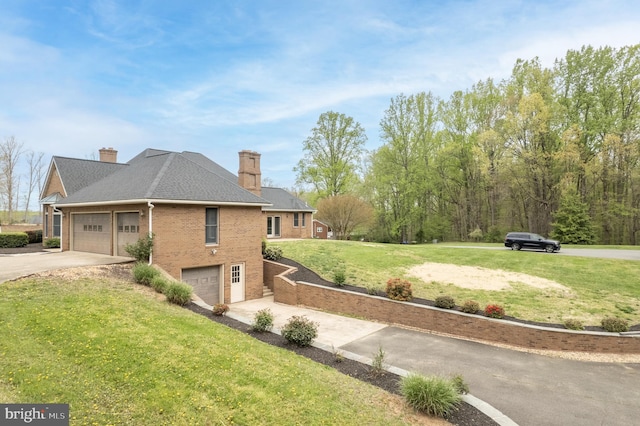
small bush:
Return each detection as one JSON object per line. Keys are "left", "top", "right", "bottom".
{"left": 364, "top": 283, "right": 379, "bottom": 295}
{"left": 25, "top": 230, "right": 43, "bottom": 244}
{"left": 252, "top": 308, "right": 274, "bottom": 332}
{"left": 484, "top": 304, "right": 505, "bottom": 319}
{"left": 125, "top": 233, "right": 154, "bottom": 262}
{"left": 435, "top": 295, "right": 456, "bottom": 309}
{"left": 0, "top": 232, "right": 29, "bottom": 248}
{"left": 601, "top": 317, "right": 629, "bottom": 333}
{"left": 333, "top": 270, "right": 346, "bottom": 286}
{"left": 43, "top": 237, "right": 60, "bottom": 248}
{"left": 563, "top": 319, "right": 585, "bottom": 331}
{"left": 451, "top": 374, "right": 469, "bottom": 395}
{"left": 213, "top": 303, "right": 230, "bottom": 316}
{"left": 386, "top": 278, "right": 413, "bottom": 301}
{"left": 461, "top": 300, "right": 480, "bottom": 314}
{"left": 400, "top": 374, "right": 462, "bottom": 417}
{"left": 165, "top": 282, "right": 193, "bottom": 306}
{"left": 281, "top": 315, "right": 318, "bottom": 347}
{"left": 132, "top": 262, "right": 160, "bottom": 286}
{"left": 150, "top": 275, "right": 169, "bottom": 293}
{"left": 263, "top": 246, "right": 283, "bottom": 261}
{"left": 371, "top": 345, "right": 386, "bottom": 376}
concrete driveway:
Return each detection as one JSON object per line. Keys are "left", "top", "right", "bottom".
{"left": 0, "top": 251, "right": 134, "bottom": 283}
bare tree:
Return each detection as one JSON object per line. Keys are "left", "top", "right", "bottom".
{"left": 23, "top": 150, "right": 45, "bottom": 221}
{"left": 0, "top": 136, "right": 25, "bottom": 223}
{"left": 316, "top": 194, "right": 374, "bottom": 240}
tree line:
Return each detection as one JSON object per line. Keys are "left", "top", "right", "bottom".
{"left": 297, "top": 44, "right": 640, "bottom": 244}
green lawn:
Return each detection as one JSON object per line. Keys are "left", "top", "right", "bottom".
{"left": 274, "top": 239, "right": 640, "bottom": 326}
{"left": 0, "top": 275, "right": 432, "bottom": 426}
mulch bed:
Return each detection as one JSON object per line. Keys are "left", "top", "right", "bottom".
{"left": 186, "top": 302, "right": 497, "bottom": 426}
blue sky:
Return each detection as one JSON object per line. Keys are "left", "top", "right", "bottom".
{"left": 1, "top": 0, "right": 638, "bottom": 189}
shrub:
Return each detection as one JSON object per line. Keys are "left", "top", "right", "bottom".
{"left": 385, "top": 278, "right": 413, "bottom": 301}
{"left": 281, "top": 315, "right": 318, "bottom": 347}
{"left": 484, "top": 304, "right": 505, "bottom": 319}
{"left": 333, "top": 270, "right": 346, "bottom": 287}
{"left": 563, "top": 319, "right": 584, "bottom": 331}
{"left": 132, "top": 262, "right": 160, "bottom": 286}
{"left": 125, "top": 233, "right": 154, "bottom": 262}
{"left": 263, "top": 246, "right": 283, "bottom": 261}
{"left": 165, "top": 282, "right": 193, "bottom": 306}
{"left": 371, "top": 345, "right": 386, "bottom": 376}
{"left": 435, "top": 295, "right": 456, "bottom": 309}
{"left": 25, "top": 230, "right": 43, "bottom": 244}
{"left": 213, "top": 303, "right": 230, "bottom": 316}
{"left": 461, "top": 300, "right": 480, "bottom": 314}
{"left": 364, "top": 283, "right": 379, "bottom": 295}
{"left": 400, "top": 373, "right": 462, "bottom": 417}
{"left": 252, "top": 308, "right": 274, "bottom": 332}
{"left": 451, "top": 374, "right": 469, "bottom": 395}
{"left": 150, "top": 275, "right": 169, "bottom": 293}
{"left": 0, "top": 232, "right": 29, "bottom": 248}
{"left": 601, "top": 317, "right": 629, "bottom": 333}
{"left": 43, "top": 237, "right": 60, "bottom": 248}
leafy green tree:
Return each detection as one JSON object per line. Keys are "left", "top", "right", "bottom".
{"left": 294, "top": 111, "right": 366, "bottom": 198}
{"left": 551, "top": 191, "right": 596, "bottom": 244}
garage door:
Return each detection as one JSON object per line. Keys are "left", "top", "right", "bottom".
{"left": 182, "top": 266, "right": 221, "bottom": 305}
{"left": 73, "top": 213, "right": 111, "bottom": 254}
{"left": 116, "top": 212, "right": 140, "bottom": 256}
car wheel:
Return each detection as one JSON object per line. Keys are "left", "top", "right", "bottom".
{"left": 544, "top": 244, "right": 555, "bottom": 253}
{"left": 511, "top": 242, "right": 521, "bottom": 251}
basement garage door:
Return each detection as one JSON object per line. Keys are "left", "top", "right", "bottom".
{"left": 73, "top": 213, "right": 111, "bottom": 255}
{"left": 182, "top": 266, "right": 221, "bottom": 306}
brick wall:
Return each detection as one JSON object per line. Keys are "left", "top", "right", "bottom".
{"left": 266, "top": 263, "right": 640, "bottom": 354}
{"left": 263, "top": 211, "right": 313, "bottom": 239}
{"left": 152, "top": 204, "right": 264, "bottom": 302}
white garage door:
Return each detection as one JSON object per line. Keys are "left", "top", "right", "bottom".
{"left": 73, "top": 213, "right": 111, "bottom": 255}
{"left": 182, "top": 266, "right": 221, "bottom": 306}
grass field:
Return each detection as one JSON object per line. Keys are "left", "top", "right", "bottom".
{"left": 274, "top": 239, "right": 640, "bottom": 326}
{"left": 0, "top": 274, "right": 439, "bottom": 426}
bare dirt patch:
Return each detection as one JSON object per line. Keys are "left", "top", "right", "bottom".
{"left": 407, "top": 262, "right": 571, "bottom": 293}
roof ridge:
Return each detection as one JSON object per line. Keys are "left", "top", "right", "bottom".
{"left": 146, "top": 152, "right": 176, "bottom": 198}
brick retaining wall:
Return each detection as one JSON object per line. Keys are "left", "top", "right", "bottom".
{"left": 264, "top": 260, "right": 640, "bottom": 354}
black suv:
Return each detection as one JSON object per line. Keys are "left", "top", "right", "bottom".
{"left": 504, "top": 232, "right": 561, "bottom": 253}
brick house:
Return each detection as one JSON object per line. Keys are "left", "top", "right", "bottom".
{"left": 40, "top": 147, "right": 310, "bottom": 305}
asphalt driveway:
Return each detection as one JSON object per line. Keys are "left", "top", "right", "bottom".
{"left": 0, "top": 251, "right": 133, "bottom": 283}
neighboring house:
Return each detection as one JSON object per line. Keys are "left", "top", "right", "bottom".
{"left": 40, "top": 147, "right": 277, "bottom": 305}
{"left": 261, "top": 187, "right": 316, "bottom": 239}
{"left": 312, "top": 219, "right": 331, "bottom": 239}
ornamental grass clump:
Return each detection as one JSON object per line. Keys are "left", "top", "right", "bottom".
{"left": 435, "top": 295, "right": 456, "bottom": 309}
{"left": 252, "top": 308, "right": 274, "bottom": 332}
{"left": 333, "top": 270, "right": 346, "bottom": 287}
{"left": 150, "top": 275, "right": 169, "bottom": 294}
{"left": 484, "top": 304, "right": 505, "bottom": 319}
{"left": 461, "top": 300, "right": 480, "bottom": 314}
{"left": 386, "top": 278, "right": 413, "bottom": 301}
{"left": 601, "top": 317, "right": 629, "bottom": 332}
{"left": 400, "top": 373, "right": 462, "bottom": 417}
{"left": 164, "top": 282, "right": 193, "bottom": 306}
{"left": 281, "top": 315, "right": 318, "bottom": 347}
{"left": 132, "top": 262, "right": 160, "bottom": 286}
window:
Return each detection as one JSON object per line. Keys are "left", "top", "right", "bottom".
{"left": 293, "top": 212, "right": 299, "bottom": 227}
{"left": 302, "top": 213, "right": 306, "bottom": 227}
{"left": 53, "top": 213, "right": 61, "bottom": 238}
{"left": 206, "top": 208, "right": 218, "bottom": 244}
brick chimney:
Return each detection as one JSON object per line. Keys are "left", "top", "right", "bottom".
{"left": 238, "top": 150, "right": 261, "bottom": 196}
{"left": 99, "top": 147, "right": 118, "bottom": 163}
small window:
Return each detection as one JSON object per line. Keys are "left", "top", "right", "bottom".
{"left": 293, "top": 213, "right": 299, "bottom": 227}
{"left": 206, "top": 208, "right": 218, "bottom": 244}
{"left": 302, "top": 213, "right": 306, "bottom": 227}
{"left": 53, "top": 214, "right": 61, "bottom": 237}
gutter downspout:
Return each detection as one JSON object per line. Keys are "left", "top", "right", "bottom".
{"left": 148, "top": 202, "right": 154, "bottom": 265}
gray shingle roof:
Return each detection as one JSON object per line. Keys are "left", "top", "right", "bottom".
{"left": 55, "top": 149, "right": 270, "bottom": 206}
{"left": 261, "top": 187, "right": 315, "bottom": 212}
{"left": 51, "top": 157, "right": 127, "bottom": 196}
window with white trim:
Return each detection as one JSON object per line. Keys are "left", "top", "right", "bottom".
{"left": 206, "top": 208, "right": 218, "bottom": 244}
